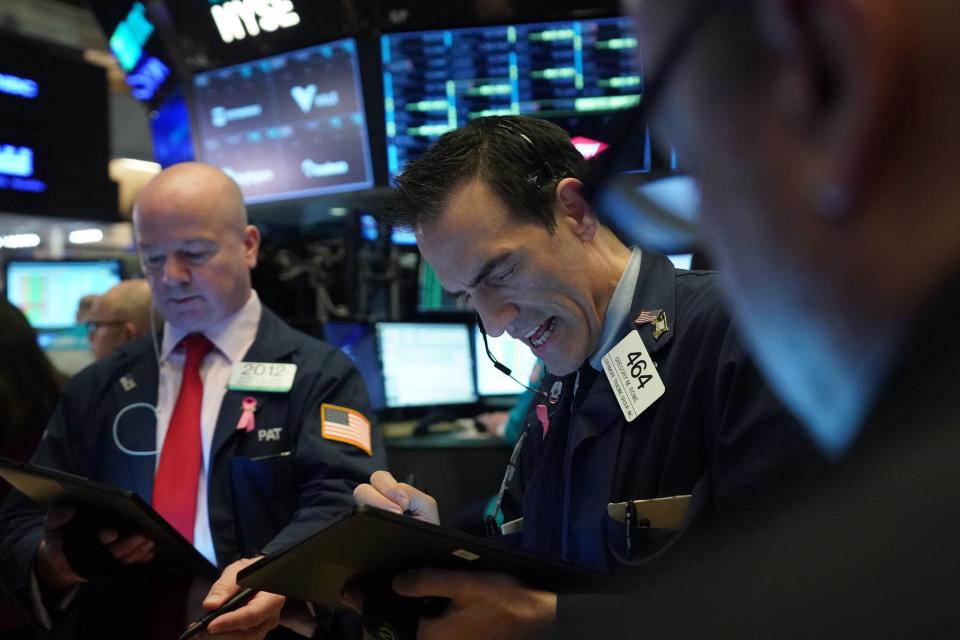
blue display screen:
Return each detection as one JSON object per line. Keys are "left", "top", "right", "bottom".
{"left": 6, "top": 260, "right": 122, "bottom": 330}
{"left": 382, "top": 16, "right": 648, "bottom": 181}
{"left": 193, "top": 38, "right": 374, "bottom": 203}
{"left": 150, "top": 87, "right": 195, "bottom": 167}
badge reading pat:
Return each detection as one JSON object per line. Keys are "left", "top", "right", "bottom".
{"left": 321, "top": 403, "right": 372, "bottom": 455}
{"left": 601, "top": 330, "right": 666, "bottom": 422}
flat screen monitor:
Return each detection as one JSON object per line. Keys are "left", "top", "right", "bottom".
{"left": 473, "top": 327, "right": 538, "bottom": 397}
{"left": 359, "top": 213, "right": 417, "bottom": 246}
{"left": 322, "top": 321, "right": 386, "bottom": 411}
{"left": 192, "top": 37, "right": 374, "bottom": 203}
{"left": 375, "top": 322, "right": 477, "bottom": 408}
{"left": 5, "top": 260, "right": 122, "bottom": 330}
{"left": 418, "top": 261, "right": 473, "bottom": 313}
{"left": 381, "top": 16, "right": 648, "bottom": 182}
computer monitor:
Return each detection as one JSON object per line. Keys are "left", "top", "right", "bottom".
{"left": 359, "top": 213, "right": 417, "bottom": 246}
{"left": 322, "top": 321, "right": 386, "bottom": 411}
{"left": 5, "top": 260, "right": 122, "bottom": 330}
{"left": 418, "top": 261, "right": 473, "bottom": 313}
{"left": 375, "top": 322, "right": 477, "bottom": 408}
{"left": 473, "top": 327, "right": 538, "bottom": 397}
{"left": 381, "top": 16, "right": 648, "bottom": 182}
{"left": 192, "top": 37, "right": 374, "bottom": 203}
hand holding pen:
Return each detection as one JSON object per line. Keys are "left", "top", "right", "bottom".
{"left": 180, "top": 557, "right": 285, "bottom": 639}
{"left": 353, "top": 470, "right": 439, "bottom": 525}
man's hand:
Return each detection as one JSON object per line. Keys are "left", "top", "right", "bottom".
{"left": 398, "top": 569, "right": 556, "bottom": 640}
{"left": 200, "top": 557, "right": 284, "bottom": 639}
{"left": 35, "top": 504, "right": 155, "bottom": 595}
{"left": 353, "top": 470, "right": 440, "bottom": 525}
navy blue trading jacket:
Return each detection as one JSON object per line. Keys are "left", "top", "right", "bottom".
{"left": 0, "top": 305, "right": 385, "bottom": 638}
{"left": 502, "top": 252, "right": 824, "bottom": 572}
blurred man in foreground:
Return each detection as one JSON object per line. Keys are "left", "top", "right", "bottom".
{"left": 557, "top": 0, "right": 960, "bottom": 635}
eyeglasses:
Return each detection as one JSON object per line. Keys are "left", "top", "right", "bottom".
{"left": 86, "top": 320, "right": 125, "bottom": 332}
{"left": 584, "top": 0, "right": 740, "bottom": 253}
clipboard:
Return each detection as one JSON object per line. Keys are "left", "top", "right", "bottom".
{"left": 237, "top": 504, "right": 608, "bottom": 605}
{"left": 0, "top": 457, "right": 217, "bottom": 579}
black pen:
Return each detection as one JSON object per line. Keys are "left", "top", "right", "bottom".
{"left": 178, "top": 587, "right": 257, "bottom": 640}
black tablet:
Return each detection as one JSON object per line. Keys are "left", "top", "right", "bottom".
{"left": 237, "top": 504, "right": 608, "bottom": 605}
{"left": 0, "top": 457, "right": 217, "bottom": 579}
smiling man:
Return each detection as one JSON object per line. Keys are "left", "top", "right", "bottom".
{"left": 0, "top": 162, "right": 385, "bottom": 639}
{"left": 352, "top": 115, "right": 823, "bottom": 639}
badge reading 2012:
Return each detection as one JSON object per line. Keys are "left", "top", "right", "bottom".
{"left": 228, "top": 362, "right": 297, "bottom": 393}
{"left": 601, "top": 331, "right": 666, "bottom": 422}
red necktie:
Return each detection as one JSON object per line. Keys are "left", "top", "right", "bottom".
{"left": 153, "top": 334, "right": 213, "bottom": 542}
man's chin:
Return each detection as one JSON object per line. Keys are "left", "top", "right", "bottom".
{"left": 163, "top": 306, "right": 211, "bottom": 333}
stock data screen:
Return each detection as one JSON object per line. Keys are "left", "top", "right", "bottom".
{"left": 6, "top": 260, "right": 122, "bottom": 330}
{"left": 192, "top": 38, "right": 374, "bottom": 203}
{"left": 382, "top": 17, "right": 644, "bottom": 181}
{"left": 376, "top": 322, "right": 477, "bottom": 408}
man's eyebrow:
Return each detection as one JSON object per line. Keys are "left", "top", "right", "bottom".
{"left": 448, "top": 252, "right": 513, "bottom": 296}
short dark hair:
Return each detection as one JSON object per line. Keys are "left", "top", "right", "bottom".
{"left": 388, "top": 116, "right": 588, "bottom": 232}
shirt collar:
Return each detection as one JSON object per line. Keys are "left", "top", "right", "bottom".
{"left": 161, "top": 290, "right": 262, "bottom": 364}
{"left": 588, "top": 248, "right": 643, "bottom": 371}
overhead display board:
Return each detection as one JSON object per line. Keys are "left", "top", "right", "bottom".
{"left": 191, "top": 38, "right": 374, "bottom": 203}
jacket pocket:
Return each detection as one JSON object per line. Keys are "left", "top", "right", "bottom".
{"left": 604, "top": 513, "right": 682, "bottom": 567}
{"left": 228, "top": 453, "right": 297, "bottom": 556}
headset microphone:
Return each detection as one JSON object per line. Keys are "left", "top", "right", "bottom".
{"left": 476, "top": 315, "right": 552, "bottom": 402}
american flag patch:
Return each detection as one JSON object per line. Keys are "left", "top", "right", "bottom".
{"left": 321, "top": 403, "right": 372, "bottom": 455}
{"left": 634, "top": 309, "right": 662, "bottom": 326}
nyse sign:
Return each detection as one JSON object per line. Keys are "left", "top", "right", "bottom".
{"left": 210, "top": 0, "right": 300, "bottom": 44}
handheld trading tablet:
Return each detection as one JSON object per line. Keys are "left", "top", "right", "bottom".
{"left": 0, "top": 457, "right": 217, "bottom": 579}
{"left": 237, "top": 504, "right": 608, "bottom": 605}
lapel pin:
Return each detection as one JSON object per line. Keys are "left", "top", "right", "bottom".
{"left": 548, "top": 380, "right": 563, "bottom": 405}
{"left": 119, "top": 374, "right": 137, "bottom": 392}
{"left": 653, "top": 310, "right": 670, "bottom": 340}
{"left": 634, "top": 309, "right": 662, "bottom": 327}
{"left": 535, "top": 404, "right": 551, "bottom": 439}
{"left": 236, "top": 397, "right": 257, "bottom": 432}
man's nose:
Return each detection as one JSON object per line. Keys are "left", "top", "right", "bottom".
{"left": 473, "top": 290, "right": 519, "bottom": 338}
{"left": 162, "top": 256, "right": 190, "bottom": 285}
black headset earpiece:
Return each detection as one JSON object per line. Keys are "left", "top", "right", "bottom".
{"left": 477, "top": 315, "right": 513, "bottom": 376}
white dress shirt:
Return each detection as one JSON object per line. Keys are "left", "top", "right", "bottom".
{"left": 158, "top": 290, "right": 261, "bottom": 565}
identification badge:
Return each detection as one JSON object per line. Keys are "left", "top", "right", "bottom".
{"left": 228, "top": 362, "right": 297, "bottom": 392}
{"left": 601, "top": 330, "right": 666, "bottom": 422}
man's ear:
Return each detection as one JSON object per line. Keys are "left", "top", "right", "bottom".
{"left": 754, "top": 0, "right": 907, "bottom": 218}
{"left": 556, "top": 178, "right": 598, "bottom": 240}
{"left": 243, "top": 224, "right": 261, "bottom": 268}
{"left": 123, "top": 322, "right": 140, "bottom": 340}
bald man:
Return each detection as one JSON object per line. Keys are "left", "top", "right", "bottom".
{"left": 0, "top": 162, "right": 386, "bottom": 639}
{"left": 87, "top": 279, "right": 159, "bottom": 360}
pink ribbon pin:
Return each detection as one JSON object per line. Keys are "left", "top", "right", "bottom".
{"left": 236, "top": 397, "right": 257, "bottom": 432}
{"left": 536, "top": 403, "right": 550, "bottom": 439}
